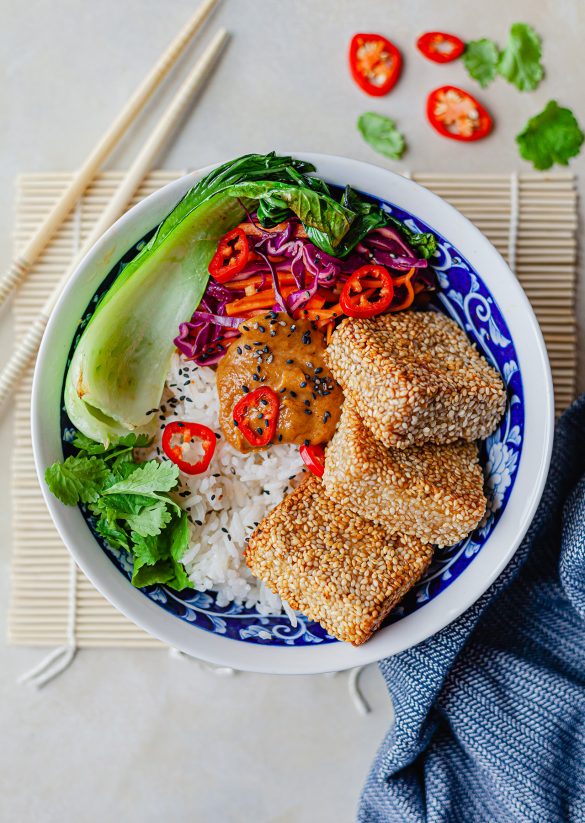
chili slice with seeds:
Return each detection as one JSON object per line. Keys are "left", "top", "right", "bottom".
{"left": 426, "top": 85, "right": 493, "bottom": 142}
{"left": 208, "top": 227, "right": 250, "bottom": 283}
{"left": 162, "top": 421, "right": 216, "bottom": 475}
{"left": 417, "top": 32, "right": 465, "bottom": 63}
{"left": 300, "top": 443, "right": 325, "bottom": 478}
{"left": 233, "top": 386, "right": 280, "bottom": 447}
{"left": 349, "top": 33, "right": 402, "bottom": 96}
{"left": 339, "top": 265, "right": 395, "bottom": 318}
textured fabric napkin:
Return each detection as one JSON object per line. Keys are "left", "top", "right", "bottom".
{"left": 359, "top": 396, "right": 585, "bottom": 823}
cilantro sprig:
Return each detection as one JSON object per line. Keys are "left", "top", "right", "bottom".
{"left": 45, "top": 431, "right": 193, "bottom": 591}
{"left": 463, "top": 23, "right": 544, "bottom": 92}
{"left": 516, "top": 101, "right": 585, "bottom": 171}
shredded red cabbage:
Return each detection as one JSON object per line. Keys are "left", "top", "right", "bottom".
{"left": 174, "top": 214, "right": 434, "bottom": 365}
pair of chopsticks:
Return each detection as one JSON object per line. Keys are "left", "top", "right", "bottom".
{"left": 0, "top": 0, "right": 228, "bottom": 409}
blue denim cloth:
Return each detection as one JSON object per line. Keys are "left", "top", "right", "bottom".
{"left": 359, "top": 396, "right": 585, "bottom": 823}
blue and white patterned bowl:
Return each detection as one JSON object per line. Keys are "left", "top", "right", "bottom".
{"left": 32, "top": 155, "right": 554, "bottom": 674}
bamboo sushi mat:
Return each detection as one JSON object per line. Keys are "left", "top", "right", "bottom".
{"left": 8, "top": 170, "right": 579, "bottom": 648}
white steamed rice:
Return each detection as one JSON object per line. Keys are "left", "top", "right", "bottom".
{"left": 147, "top": 352, "right": 305, "bottom": 615}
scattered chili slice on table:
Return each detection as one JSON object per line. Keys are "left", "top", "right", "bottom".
{"left": 300, "top": 443, "right": 325, "bottom": 478}
{"left": 416, "top": 32, "right": 465, "bottom": 63}
{"left": 208, "top": 227, "right": 250, "bottom": 283}
{"left": 233, "top": 386, "right": 280, "bottom": 448}
{"left": 339, "top": 265, "right": 395, "bottom": 318}
{"left": 162, "top": 421, "right": 216, "bottom": 475}
{"left": 426, "top": 85, "right": 493, "bottom": 142}
{"left": 349, "top": 33, "right": 402, "bottom": 96}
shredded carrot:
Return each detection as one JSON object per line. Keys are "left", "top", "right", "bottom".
{"left": 325, "top": 321, "right": 334, "bottom": 345}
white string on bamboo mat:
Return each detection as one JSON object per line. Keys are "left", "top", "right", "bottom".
{"left": 508, "top": 171, "right": 519, "bottom": 273}
{"left": 18, "top": 200, "right": 83, "bottom": 689}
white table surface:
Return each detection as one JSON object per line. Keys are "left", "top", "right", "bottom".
{"left": 1, "top": 1, "right": 583, "bottom": 821}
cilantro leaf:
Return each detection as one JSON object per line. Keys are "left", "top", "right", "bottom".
{"left": 126, "top": 502, "right": 172, "bottom": 537}
{"left": 497, "top": 23, "right": 543, "bottom": 91}
{"left": 94, "top": 516, "right": 131, "bottom": 551}
{"left": 516, "top": 101, "right": 584, "bottom": 170}
{"left": 357, "top": 113, "right": 406, "bottom": 160}
{"left": 132, "top": 556, "right": 176, "bottom": 588}
{"left": 130, "top": 511, "right": 192, "bottom": 590}
{"left": 104, "top": 460, "right": 179, "bottom": 496}
{"left": 463, "top": 38, "right": 500, "bottom": 88}
{"left": 384, "top": 216, "right": 438, "bottom": 260}
{"left": 45, "top": 456, "right": 110, "bottom": 506}
{"left": 72, "top": 430, "right": 150, "bottom": 456}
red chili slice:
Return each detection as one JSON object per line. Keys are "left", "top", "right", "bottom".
{"left": 339, "top": 265, "right": 395, "bottom": 318}
{"left": 417, "top": 32, "right": 465, "bottom": 63}
{"left": 162, "top": 421, "right": 216, "bottom": 475}
{"left": 208, "top": 227, "right": 250, "bottom": 283}
{"left": 426, "top": 85, "right": 493, "bottom": 142}
{"left": 300, "top": 444, "right": 325, "bottom": 478}
{"left": 349, "top": 33, "right": 402, "bottom": 96}
{"left": 233, "top": 387, "right": 280, "bottom": 448}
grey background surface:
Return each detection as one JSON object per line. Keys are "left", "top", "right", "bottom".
{"left": 1, "top": 1, "right": 583, "bottom": 821}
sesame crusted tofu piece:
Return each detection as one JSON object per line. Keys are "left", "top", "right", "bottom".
{"left": 324, "top": 311, "right": 506, "bottom": 449}
{"left": 244, "top": 475, "right": 433, "bottom": 646}
{"left": 323, "top": 402, "right": 487, "bottom": 547}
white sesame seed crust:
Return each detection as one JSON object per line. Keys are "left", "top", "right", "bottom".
{"left": 324, "top": 311, "right": 507, "bottom": 449}
{"left": 323, "top": 401, "right": 487, "bottom": 548}
{"left": 244, "top": 475, "right": 433, "bottom": 646}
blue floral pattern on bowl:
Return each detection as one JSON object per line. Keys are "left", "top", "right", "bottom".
{"left": 61, "top": 194, "right": 524, "bottom": 647}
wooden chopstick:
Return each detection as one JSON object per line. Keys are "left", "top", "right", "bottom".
{"left": 0, "top": 0, "right": 218, "bottom": 309}
{"left": 0, "top": 28, "right": 229, "bottom": 410}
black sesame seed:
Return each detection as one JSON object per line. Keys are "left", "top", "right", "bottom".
{"left": 233, "top": 420, "right": 239, "bottom": 427}
{"left": 215, "top": 432, "right": 221, "bottom": 439}
{"left": 257, "top": 427, "right": 263, "bottom": 435}
{"left": 263, "top": 345, "right": 269, "bottom": 353}
{"left": 279, "top": 387, "right": 286, "bottom": 393}
{"left": 242, "top": 325, "right": 250, "bottom": 331}
{"left": 278, "top": 434, "right": 283, "bottom": 442}
{"left": 221, "top": 527, "right": 228, "bottom": 533}
{"left": 237, "top": 347, "right": 243, "bottom": 355}
{"left": 304, "top": 439, "right": 310, "bottom": 446}
{"left": 290, "top": 390, "right": 297, "bottom": 398}
{"left": 315, "top": 367, "right": 323, "bottom": 374}
{"left": 253, "top": 341, "right": 262, "bottom": 346}
{"left": 304, "top": 409, "right": 312, "bottom": 415}
{"left": 300, "top": 381, "right": 307, "bottom": 388}
{"left": 302, "top": 332, "right": 311, "bottom": 344}
{"left": 195, "top": 519, "right": 203, "bottom": 526}
{"left": 290, "top": 324, "right": 296, "bottom": 331}
{"left": 286, "top": 359, "right": 293, "bottom": 364}
{"left": 260, "top": 398, "right": 269, "bottom": 406}
{"left": 304, "top": 399, "right": 311, "bottom": 406}
{"left": 252, "top": 374, "right": 259, "bottom": 381}
{"left": 242, "top": 385, "right": 250, "bottom": 393}
{"left": 258, "top": 325, "right": 265, "bottom": 333}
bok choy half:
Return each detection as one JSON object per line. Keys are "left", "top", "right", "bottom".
{"left": 64, "top": 152, "right": 435, "bottom": 444}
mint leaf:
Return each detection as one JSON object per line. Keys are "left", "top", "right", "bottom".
{"left": 463, "top": 38, "right": 500, "bottom": 88}
{"left": 45, "top": 456, "right": 110, "bottom": 506}
{"left": 126, "top": 502, "right": 172, "bottom": 537}
{"left": 498, "top": 23, "right": 543, "bottom": 91}
{"left": 104, "top": 460, "right": 179, "bottom": 496}
{"left": 357, "top": 113, "right": 406, "bottom": 160}
{"left": 516, "top": 100, "right": 584, "bottom": 170}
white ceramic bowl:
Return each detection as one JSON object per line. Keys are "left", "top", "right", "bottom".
{"left": 32, "top": 154, "right": 554, "bottom": 673}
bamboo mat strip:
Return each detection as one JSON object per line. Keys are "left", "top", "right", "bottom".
{"left": 8, "top": 170, "right": 578, "bottom": 647}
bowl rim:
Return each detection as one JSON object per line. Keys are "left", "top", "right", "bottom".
{"left": 31, "top": 152, "right": 554, "bottom": 674}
